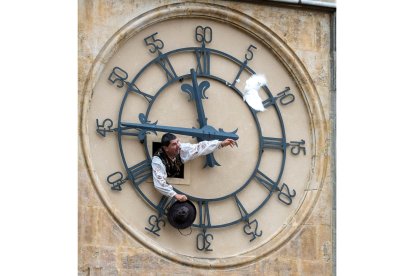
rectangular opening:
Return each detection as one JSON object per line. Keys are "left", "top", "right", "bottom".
{"left": 152, "top": 141, "right": 185, "bottom": 179}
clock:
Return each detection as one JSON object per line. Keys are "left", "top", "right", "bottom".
{"left": 81, "top": 2, "right": 328, "bottom": 268}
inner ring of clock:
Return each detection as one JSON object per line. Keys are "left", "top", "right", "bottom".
{"left": 145, "top": 75, "right": 263, "bottom": 200}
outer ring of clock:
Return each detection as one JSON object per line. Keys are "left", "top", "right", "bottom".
{"left": 117, "top": 47, "right": 287, "bottom": 229}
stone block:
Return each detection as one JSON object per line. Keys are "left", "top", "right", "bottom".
{"left": 299, "top": 260, "right": 332, "bottom": 276}
{"left": 96, "top": 208, "right": 125, "bottom": 247}
{"left": 278, "top": 225, "right": 318, "bottom": 261}
{"left": 316, "top": 224, "right": 333, "bottom": 262}
{"left": 307, "top": 176, "right": 333, "bottom": 226}
{"left": 79, "top": 245, "right": 118, "bottom": 275}
{"left": 256, "top": 256, "right": 299, "bottom": 276}
{"left": 79, "top": 205, "right": 100, "bottom": 244}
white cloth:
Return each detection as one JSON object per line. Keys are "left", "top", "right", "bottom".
{"left": 151, "top": 140, "right": 222, "bottom": 197}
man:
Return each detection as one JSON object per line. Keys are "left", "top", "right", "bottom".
{"left": 152, "top": 133, "right": 237, "bottom": 202}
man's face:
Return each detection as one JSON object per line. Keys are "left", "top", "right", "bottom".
{"left": 163, "top": 138, "right": 181, "bottom": 156}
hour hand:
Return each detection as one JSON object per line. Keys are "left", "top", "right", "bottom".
{"left": 181, "top": 69, "right": 209, "bottom": 127}
{"left": 181, "top": 69, "right": 218, "bottom": 167}
{"left": 121, "top": 113, "right": 239, "bottom": 143}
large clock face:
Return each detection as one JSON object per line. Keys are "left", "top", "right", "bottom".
{"left": 82, "top": 3, "right": 327, "bottom": 267}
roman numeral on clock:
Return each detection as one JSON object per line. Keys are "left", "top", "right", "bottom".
{"left": 255, "top": 170, "right": 297, "bottom": 205}
{"left": 127, "top": 84, "right": 155, "bottom": 103}
{"left": 196, "top": 200, "right": 214, "bottom": 252}
{"left": 197, "top": 200, "right": 212, "bottom": 228}
{"left": 260, "top": 136, "right": 286, "bottom": 151}
{"left": 195, "top": 49, "right": 210, "bottom": 76}
{"left": 144, "top": 196, "right": 168, "bottom": 237}
{"left": 107, "top": 66, "right": 155, "bottom": 103}
{"left": 254, "top": 170, "right": 278, "bottom": 192}
{"left": 234, "top": 195, "right": 263, "bottom": 242}
{"left": 234, "top": 195, "right": 249, "bottom": 220}
{"left": 127, "top": 160, "right": 152, "bottom": 187}
{"left": 156, "top": 56, "right": 178, "bottom": 81}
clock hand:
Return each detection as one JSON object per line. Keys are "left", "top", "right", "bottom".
{"left": 181, "top": 68, "right": 209, "bottom": 126}
{"left": 121, "top": 114, "right": 239, "bottom": 143}
{"left": 181, "top": 69, "right": 222, "bottom": 167}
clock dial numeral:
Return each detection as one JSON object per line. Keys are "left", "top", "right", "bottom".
{"left": 288, "top": 139, "right": 306, "bottom": 155}
{"left": 144, "top": 32, "right": 177, "bottom": 81}
{"left": 127, "top": 160, "right": 152, "bottom": 187}
{"left": 145, "top": 196, "right": 169, "bottom": 236}
{"left": 106, "top": 171, "right": 128, "bottom": 191}
{"left": 243, "top": 219, "right": 263, "bottom": 242}
{"left": 245, "top": 44, "right": 257, "bottom": 61}
{"left": 234, "top": 195, "right": 263, "bottom": 242}
{"left": 195, "top": 26, "right": 212, "bottom": 76}
{"left": 108, "top": 67, "right": 155, "bottom": 103}
{"left": 278, "top": 183, "right": 297, "bottom": 205}
{"left": 144, "top": 214, "right": 165, "bottom": 237}
{"left": 277, "top": 87, "right": 295, "bottom": 105}
{"left": 261, "top": 136, "right": 286, "bottom": 151}
{"left": 197, "top": 229, "right": 214, "bottom": 252}
{"left": 231, "top": 44, "right": 257, "bottom": 86}
{"left": 195, "top": 26, "right": 213, "bottom": 46}
{"left": 108, "top": 66, "right": 128, "bottom": 88}
{"left": 262, "top": 87, "right": 295, "bottom": 108}
{"left": 144, "top": 32, "right": 165, "bottom": 54}
{"left": 96, "top": 118, "right": 116, "bottom": 137}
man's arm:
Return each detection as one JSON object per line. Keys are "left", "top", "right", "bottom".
{"left": 152, "top": 157, "right": 187, "bottom": 201}
{"left": 180, "top": 138, "right": 236, "bottom": 163}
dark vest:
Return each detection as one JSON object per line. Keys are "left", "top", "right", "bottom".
{"left": 154, "top": 148, "right": 183, "bottom": 178}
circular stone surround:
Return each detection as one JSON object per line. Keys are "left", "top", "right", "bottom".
{"left": 80, "top": 2, "right": 328, "bottom": 268}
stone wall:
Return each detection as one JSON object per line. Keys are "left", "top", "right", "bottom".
{"left": 79, "top": 0, "right": 335, "bottom": 275}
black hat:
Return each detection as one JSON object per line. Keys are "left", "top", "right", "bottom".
{"left": 167, "top": 200, "right": 196, "bottom": 229}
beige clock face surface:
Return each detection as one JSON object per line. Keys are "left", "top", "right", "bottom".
{"left": 85, "top": 17, "right": 313, "bottom": 260}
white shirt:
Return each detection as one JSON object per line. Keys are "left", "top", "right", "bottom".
{"left": 151, "top": 140, "right": 222, "bottom": 197}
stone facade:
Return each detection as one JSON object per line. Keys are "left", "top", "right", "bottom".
{"left": 79, "top": 0, "right": 335, "bottom": 275}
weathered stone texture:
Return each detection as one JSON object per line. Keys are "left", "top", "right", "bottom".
{"left": 79, "top": 0, "right": 334, "bottom": 274}
{"left": 79, "top": 245, "right": 118, "bottom": 275}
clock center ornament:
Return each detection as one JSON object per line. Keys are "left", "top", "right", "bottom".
{"left": 81, "top": 2, "right": 328, "bottom": 268}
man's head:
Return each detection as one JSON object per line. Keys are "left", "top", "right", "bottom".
{"left": 161, "top": 133, "right": 180, "bottom": 157}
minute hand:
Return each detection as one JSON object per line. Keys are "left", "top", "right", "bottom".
{"left": 121, "top": 121, "right": 239, "bottom": 142}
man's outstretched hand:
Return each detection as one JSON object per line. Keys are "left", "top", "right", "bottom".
{"left": 174, "top": 194, "right": 188, "bottom": 202}
{"left": 220, "top": 138, "right": 238, "bottom": 148}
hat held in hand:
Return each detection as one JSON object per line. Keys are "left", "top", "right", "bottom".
{"left": 167, "top": 200, "right": 196, "bottom": 229}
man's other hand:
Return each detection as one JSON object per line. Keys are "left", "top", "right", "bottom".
{"left": 174, "top": 194, "right": 187, "bottom": 202}
{"left": 221, "top": 138, "right": 237, "bottom": 148}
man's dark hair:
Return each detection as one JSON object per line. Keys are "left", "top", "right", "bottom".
{"left": 161, "top": 133, "right": 177, "bottom": 147}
